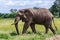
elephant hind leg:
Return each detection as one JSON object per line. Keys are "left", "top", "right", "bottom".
{"left": 44, "top": 25, "right": 49, "bottom": 34}
{"left": 30, "top": 23, "right": 36, "bottom": 33}
{"left": 49, "top": 24, "right": 56, "bottom": 35}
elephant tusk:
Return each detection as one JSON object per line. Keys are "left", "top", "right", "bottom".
{"left": 11, "top": 22, "right": 17, "bottom": 25}
{"left": 11, "top": 23, "right": 15, "bottom": 25}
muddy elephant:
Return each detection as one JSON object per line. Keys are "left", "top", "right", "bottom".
{"left": 12, "top": 8, "right": 57, "bottom": 35}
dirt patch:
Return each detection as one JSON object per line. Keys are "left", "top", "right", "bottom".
{"left": 45, "top": 35, "right": 60, "bottom": 40}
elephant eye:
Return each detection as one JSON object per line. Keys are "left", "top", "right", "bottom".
{"left": 20, "top": 15, "right": 23, "bottom": 17}
{"left": 20, "top": 15, "right": 24, "bottom": 18}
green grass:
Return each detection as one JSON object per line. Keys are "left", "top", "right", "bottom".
{"left": 0, "top": 18, "right": 60, "bottom": 40}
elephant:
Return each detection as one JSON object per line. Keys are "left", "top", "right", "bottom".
{"left": 12, "top": 8, "right": 57, "bottom": 35}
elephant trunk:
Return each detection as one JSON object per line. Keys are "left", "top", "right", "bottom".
{"left": 12, "top": 16, "right": 20, "bottom": 25}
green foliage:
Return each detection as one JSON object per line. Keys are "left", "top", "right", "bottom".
{"left": 0, "top": 9, "right": 17, "bottom": 18}
{"left": 49, "top": 0, "right": 60, "bottom": 17}
{"left": 49, "top": 2, "right": 58, "bottom": 16}
{"left": 0, "top": 13, "right": 4, "bottom": 17}
{"left": 1, "top": 14, "right": 9, "bottom": 18}
{"left": 0, "top": 12, "right": 16, "bottom": 18}
{"left": 8, "top": 12, "right": 16, "bottom": 18}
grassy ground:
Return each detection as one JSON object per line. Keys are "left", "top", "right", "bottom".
{"left": 0, "top": 18, "right": 60, "bottom": 40}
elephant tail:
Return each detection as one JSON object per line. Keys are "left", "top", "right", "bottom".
{"left": 53, "top": 17, "right": 57, "bottom": 31}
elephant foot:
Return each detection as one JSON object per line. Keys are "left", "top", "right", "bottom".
{"left": 33, "top": 31, "right": 37, "bottom": 34}
{"left": 22, "top": 31, "right": 26, "bottom": 34}
{"left": 45, "top": 32, "right": 48, "bottom": 34}
{"left": 17, "top": 32, "right": 19, "bottom": 35}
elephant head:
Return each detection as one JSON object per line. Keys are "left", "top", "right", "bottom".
{"left": 12, "top": 9, "right": 32, "bottom": 35}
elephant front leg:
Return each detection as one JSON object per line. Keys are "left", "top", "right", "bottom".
{"left": 22, "top": 22, "right": 29, "bottom": 34}
{"left": 22, "top": 17, "right": 32, "bottom": 34}
{"left": 15, "top": 23, "right": 19, "bottom": 35}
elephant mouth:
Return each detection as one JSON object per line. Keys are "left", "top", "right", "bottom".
{"left": 22, "top": 19, "right": 25, "bottom": 22}
{"left": 21, "top": 18, "right": 26, "bottom": 22}
{"left": 20, "top": 16, "right": 28, "bottom": 22}
{"left": 21, "top": 18, "right": 28, "bottom": 22}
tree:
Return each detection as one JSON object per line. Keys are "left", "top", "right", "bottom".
{"left": 10, "top": 9, "right": 17, "bottom": 13}
{"left": 49, "top": 0, "right": 60, "bottom": 17}
{"left": 0, "top": 13, "right": 4, "bottom": 18}
{"left": 33, "top": 7, "right": 39, "bottom": 9}
{"left": 49, "top": 2, "right": 58, "bottom": 16}
{"left": 10, "top": 9, "right": 17, "bottom": 18}
{"left": 55, "top": 0, "right": 60, "bottom": 17}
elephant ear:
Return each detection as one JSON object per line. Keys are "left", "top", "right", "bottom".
{"left": 24, "top": 9, "right": 33, "bottom": 17}
{"left": 23, "top": 9, "right": 33, "bottom": 22}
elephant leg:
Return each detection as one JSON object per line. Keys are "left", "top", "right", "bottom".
{"left": 30, "top": 23, "right": 36, "bottom": 33}
{"left": 15, "top": 23, "right": 19, "bottom": 35}
{"left": 44, "top": 25, "right": 49, "bottom": 34}
{"left": 49, "top": 24, "right": 56, "bottom": 35}
{"left": 22, "top": 22, "right": 30, "bottom": 34}
{"left": 22, "top": 17, "right": 32, "bottom": 34}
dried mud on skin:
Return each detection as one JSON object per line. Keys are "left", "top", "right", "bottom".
{"left": 45, "top": 35, "right": 60, "bottom": 40}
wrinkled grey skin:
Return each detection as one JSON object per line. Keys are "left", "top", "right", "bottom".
{"left": 12, "top": 8, "right": 57, "bottom": 35}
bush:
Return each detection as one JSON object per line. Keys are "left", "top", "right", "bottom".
{"left": 0, "top": 12, "right": 16, "bottom": 18}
